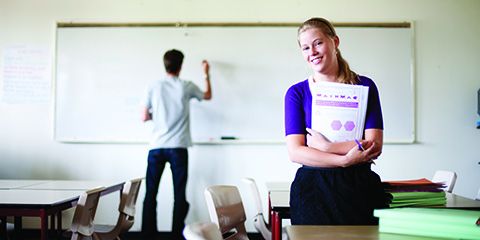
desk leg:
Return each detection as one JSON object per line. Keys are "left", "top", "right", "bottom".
{"left": 268, "top": 193, "right": 272, "bottom": 228}
{"left": 50, "top": 213, "right": 62, "bottom": 239}
{"left": 271, "top": 211, "right": 281, "bottom": 240}
{"left": 40, "top": 210, "right": 47, "bottom": 240}
{"left": 0, "top": 217, "right": 6, "bottom": 238}
{"left": 57, "top": 212, "right": 62, "bottom": 236}
{"left": 270, "top": 211, "right": 276, "bottom": 240}
{"left": 50, "top": 214, "right": 55, "bottom": 231}
{"left": 14, "top": 216, "right": 22, "bottom": 238}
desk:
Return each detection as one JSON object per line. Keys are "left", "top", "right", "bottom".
{"left": 0, "top": 180, "right": 124, "bottom": 240}
{"left": 0, "top": 180, "right": 47, "bottom": 189}
{"left": 266, "top": 182, "right": 290, "bottom": 240}
{"left": 270, "top": 191, "right": 480, "bottom": 240}
{"left": 265, "top": 182, "right": 290, "bottom": 192}
{"left": 21, "top": 180, "right": 124, "bottom": 193}
{"left": 286, "top": 225, "right": 447, "bottom": 240}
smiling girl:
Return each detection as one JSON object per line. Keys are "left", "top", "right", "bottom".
{"left": 284, "top": 17, "right": 390, "bottom": 225}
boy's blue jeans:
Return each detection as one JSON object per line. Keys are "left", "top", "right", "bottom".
{"left": 142, "top": 148, "right": 189, "bottom": 240}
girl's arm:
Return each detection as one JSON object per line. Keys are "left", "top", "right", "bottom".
{"left": 305, "top": 128, "right": 356, "bottom": 154}
{"left": 364, "top": 128, "right": 383, "bottom": 159}
{"left": 305, "top": 128, "right": 383, "bottom": 160}
{"left": 286, "top": 134, "right": 376, "bottom": 168}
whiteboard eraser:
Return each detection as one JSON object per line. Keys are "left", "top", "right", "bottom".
{"left": 221, "top": 136, "right": 237, "bottom": 140}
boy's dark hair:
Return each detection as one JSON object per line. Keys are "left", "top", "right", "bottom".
{"left": 163, "top": 49, "right": 184, "bottom": 74}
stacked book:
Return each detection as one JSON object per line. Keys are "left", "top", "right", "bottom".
{"left": 382, "top": 178, "right": 446, "bottom": 208}
{"left": 374, "top": 207, "right": 480, "bottom": 239}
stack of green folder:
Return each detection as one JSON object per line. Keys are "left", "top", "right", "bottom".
{"left": 388, "top": 191, "right": 446, "bottom": 208}
{"left": 374, "top": 208, "right": 480, "bottom": 239}
{"left": 383, "top": 178, "right": 446, "bottom": 208}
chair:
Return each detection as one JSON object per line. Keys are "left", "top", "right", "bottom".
{"left": 70, "top": 186, "right": 105, "bottom": 240}
{"left": 93, "top": 177, "right": 143, "bottom": 240}
{"left": 183, "top": 222, "right": 223, "bottom": 240}
{"left": 432, "top": 170, "right": 457, "bottom": 193}
{"left": 242, "top": 178, "right": 287, "bottom": 240}
{"left": 204, "top": 185, "right": 249, "bottom": 240}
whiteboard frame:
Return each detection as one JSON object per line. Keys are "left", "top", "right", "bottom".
{"left": 52, "top": 21, "right": 415, "bottom": 144}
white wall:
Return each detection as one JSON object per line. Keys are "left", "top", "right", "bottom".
{"left": 1, "top": 0, "right": 479, "bottom": 232}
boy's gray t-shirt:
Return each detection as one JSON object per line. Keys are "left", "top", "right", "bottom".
{"left": 142, "top": 76, "right": 203, "bottom": 149}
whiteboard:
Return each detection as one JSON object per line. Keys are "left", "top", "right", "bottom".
{"left": 54, "top": 23, "right": 414, "bottom": 143}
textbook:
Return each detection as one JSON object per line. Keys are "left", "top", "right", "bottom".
{"left": 374, "top": 208, "right": 480, "bottom": 239}
{"left": 308, "top": 77, "right": 369, "bottom": 142}
{"left": 383, "top": 178, "right": 446, "bottom": 207}
{"left": 383, "top": 178, "right": 445, "bottom": 189}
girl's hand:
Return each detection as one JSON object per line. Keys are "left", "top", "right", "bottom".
{"left": 306, "top": 128, "right": 331, "bottom": 152}
{"left": 361, "top": 139, "right": 381, "bottom": 160}
{"left": 342, "top": 141, "right": 377, "bottom": 167}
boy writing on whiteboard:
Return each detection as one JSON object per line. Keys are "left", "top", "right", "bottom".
{"left": 141, "top": 49, "right": 212, "bottom": 239}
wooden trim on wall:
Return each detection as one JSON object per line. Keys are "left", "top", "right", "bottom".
{"left": 57, "top": 22, "right": 411, "bottom": 28}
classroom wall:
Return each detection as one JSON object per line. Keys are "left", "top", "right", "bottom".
{"left": 1, "top": 0, "right": 479, "bottom": 232}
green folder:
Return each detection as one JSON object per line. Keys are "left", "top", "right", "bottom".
{"left": 378, "top": 232, "right": 455, "bottom": 240}
{"left": 388, "top": 191, "right": 446, "bottom": 207}
{"left": 375, "top": 208, "right": 479, "bottom": 224}
{"left": 380, "top": 224, "right": 478, "bottom": 240}
{"left": 374, "top": 208, "right": 480, "bottom": 240}
{"left": 389, "top": 199, "right": 446, "bottom": 208}
{"left": 390, "top": 191, "right": 445, "bottom": 200}
{"left": 380, "top": 218, "right": 478, "bottom": 239}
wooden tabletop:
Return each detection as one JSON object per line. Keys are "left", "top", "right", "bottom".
{"left": 286, "top": 225, "right": 448, "bottom": 240}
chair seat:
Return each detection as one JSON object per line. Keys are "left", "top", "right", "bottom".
{"left": 184, "top": 222, "right": 223, "bottom": 240}
{"left": 93, "top": 224, "right": 116, "bottom": 233}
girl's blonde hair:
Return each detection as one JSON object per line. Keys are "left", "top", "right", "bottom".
{"left": 298, "top": 17, "right": 359, "bottom": 84}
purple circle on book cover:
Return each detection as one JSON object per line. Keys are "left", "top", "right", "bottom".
{"left": 331, "top": 120, "right": 342, "bottom": 131}
{"left": 344, "top": 121, "right": 355, "bottom": 131}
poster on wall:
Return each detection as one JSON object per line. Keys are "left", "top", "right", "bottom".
{"left": 1, "top": 44, "right": 51, "bottom": 104}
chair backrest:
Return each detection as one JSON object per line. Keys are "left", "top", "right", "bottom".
{"left": 183, "top": 222, "right": 223, "bottom": 240}
{"left": 71, "top": 186, "right": 105, "bottom": 240}
{"left": 432, "top": 170, "right": 457, "bottom": 193}
{"left": 204, "top": 185, "right": 249, "bottom": 240}
{"left": 242, "top": 178, "right": 272, "bottom": 240}
{"left": 119, "top": 177, "right": 143, "bottom": 217}
{"left": 241, "top": 178, "right": 263, "bottom": 215}
{"left": 93, "top": 178, "right": 143, "bottom": 240}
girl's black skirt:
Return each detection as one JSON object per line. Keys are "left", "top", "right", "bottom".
{"left": 290, "top": 163, "right": 389, "bottom": 225}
